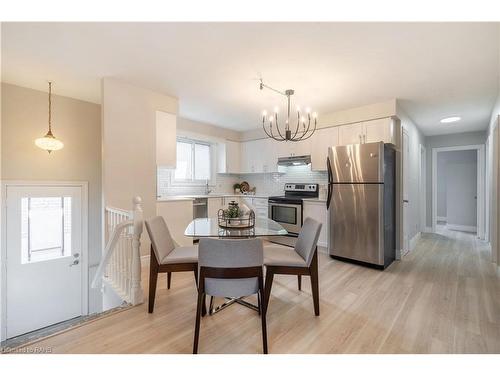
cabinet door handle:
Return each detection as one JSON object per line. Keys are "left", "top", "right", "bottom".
{"left": 363, "top": 134, "right": 366, "bottom": 143}
{"left": 358, "top": 134, "right": 362, "bottom": 143}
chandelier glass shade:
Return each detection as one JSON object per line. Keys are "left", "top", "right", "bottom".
{"left": 259, "top": 79, "right": 317, "bottom": 142}
{"left": 35, "top": 81, "right": 64, "bottom": 153}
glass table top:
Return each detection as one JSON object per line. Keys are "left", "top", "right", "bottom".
{"left": 185, "top": 217, "right": 288, "bottom": 238}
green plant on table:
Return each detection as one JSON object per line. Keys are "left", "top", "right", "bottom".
{"left": 224, "top": 205, "right": 240, "bottom": 218}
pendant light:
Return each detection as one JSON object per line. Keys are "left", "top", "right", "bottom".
{"left": 35, "top": 81, "right": 64, "bottom": 153}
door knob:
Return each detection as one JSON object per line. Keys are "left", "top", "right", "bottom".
{"left": 73, "top": 253, "right": 80, "bottom": 258}
{"left": 69, "top": 259, "right": 80, "bottom": 267}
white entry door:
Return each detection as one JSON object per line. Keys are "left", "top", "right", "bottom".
{"left": 5, "top": 184, "right": 86, "bottom": 338}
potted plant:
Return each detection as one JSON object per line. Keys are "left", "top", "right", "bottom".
{"left": 233, "top": 183, "right": 241, "bottom": 194}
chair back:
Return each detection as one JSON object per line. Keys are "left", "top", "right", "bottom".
{"left": 198, "top": 238, "right": 263, "bottom": 298}
{"left": 144, "top": 216, "right": 176, "bottom": 263}
{"left": 295, "top": 218, "right": 322, "bottom": 266}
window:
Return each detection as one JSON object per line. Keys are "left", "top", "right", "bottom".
{"left": 21, "top": 197, "right": 72, "bottom": 263}
{"left": 173, "top": 138, "right": 212, "bottom": 183}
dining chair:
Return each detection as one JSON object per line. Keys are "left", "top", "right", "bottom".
{"left": 145, "top": 216, "right": 199, "bottom": 314}
{"left": 263, "top": 217, "right": 322, "bottom": 316}
{"left": 193, "top": 238, "right": 267, "bottom": 354}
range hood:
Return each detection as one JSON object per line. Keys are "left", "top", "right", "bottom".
{"left": 277, "top": 154, "right": 312, "bottom": 166}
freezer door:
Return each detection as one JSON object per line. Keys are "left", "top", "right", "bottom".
{"left": 329, "top": 183, "right": 384, "bottom": 265}
{"left": 328, "top": 142, "right": 384, "bottom": 183}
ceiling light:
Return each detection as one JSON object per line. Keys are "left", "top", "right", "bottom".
{"left": 259, "top": 78, "right": 317, "bottom": 142}
{"left": 440, "top": 116, "right": 461, "bottom": 124}
{"left": 35, "top": 81, "right": 64, "bottom": 153}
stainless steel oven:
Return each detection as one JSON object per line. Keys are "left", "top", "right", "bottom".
{"left": 268, "top": 200, "right": 302, "bottom": 235}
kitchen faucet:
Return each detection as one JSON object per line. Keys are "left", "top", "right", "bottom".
{"left": 205, "top": 179, "right": 212, "bottom": 195}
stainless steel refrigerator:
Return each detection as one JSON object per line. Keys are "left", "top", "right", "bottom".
{"left": 326, "top": 142, "right": 396, "bottom": 269}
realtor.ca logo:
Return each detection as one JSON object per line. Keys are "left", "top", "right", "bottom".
{"left": 1, "top": 346, "right": 53, "bottom": 354}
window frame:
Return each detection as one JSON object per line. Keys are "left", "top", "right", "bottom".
{"left": 170, "top": 136, "right": 215, "bottom": 186}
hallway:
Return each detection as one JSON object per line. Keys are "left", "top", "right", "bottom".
{"left": 13, "top": 227, "right": 500, "bottom": 354}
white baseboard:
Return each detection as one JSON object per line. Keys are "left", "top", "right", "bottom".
{"left": 437, "top": 216, "right": 447, "bottom": 222}
{"left": 318, "top": 241, "right": 328, "bottom": 250}
{"left": 447, "top": 224, "right": 477, "bottom": 233}
{"left": 409, "top": 232, "right": 421, "bottom": 251}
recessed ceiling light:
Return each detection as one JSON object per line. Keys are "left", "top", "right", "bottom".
{"left": 440, "top": 116, "right": 461, "bottom": 123}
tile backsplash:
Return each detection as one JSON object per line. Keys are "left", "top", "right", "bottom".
{"left": 158, "top": 165, "right": 328, "bottom": 198}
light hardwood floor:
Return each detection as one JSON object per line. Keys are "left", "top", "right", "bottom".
{"left": 21, "top": 226, "right": 500, "bottom": 353}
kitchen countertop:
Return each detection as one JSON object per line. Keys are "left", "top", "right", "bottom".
{"left": 158, "top": 194, "right": 327, "bottom": 203}
{"left": 158, "top": 194, "right": 270, "bottom": 202}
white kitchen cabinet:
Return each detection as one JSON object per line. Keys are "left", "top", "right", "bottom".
{"left": 338, "top": 117, "right": 394, "bottom": 146}
{"left": 241, "top": 196, "right": 268, "bottom": 219}
{"left": 303, "top": 200, "right": 328, "bottom": 248}
{"left": 363, "top": 118, "right": 394, "bottom": 144}
{"left": 311, "top": 126, "right": 339, "bottom": 171}
{"left": 226, "top": 140, "right": 241, "bottom": 174}
{"left": 217, "top": 140, "right": 241, "bottom": 174}
{"left": 155, "top": 111, "right": 177, "bottom": 168}
{"left": 338, "top": 122, "right": 364, "bottom": 146}
{"left": 208, "top": 197, "right": 224, "bottom": 218}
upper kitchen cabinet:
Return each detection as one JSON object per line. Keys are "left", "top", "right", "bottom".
{"left": 218, "top": 140, "right": 241, "bottom": 174}
{"left": 337, "top": 117, "right": 395, "bottom": 146}
{"left": 241, "top": 138, "right": 278, "bottom": 174}
{"left": 338, "top": 122, "right": 364, "bottom": 146}
{"left": 156, "top": 111, "right": 177, "bottom": 168}
{"left": 311, "top": 126, "right": 339, "bottom": 171}
{"left": 363, "top": 117, "right": 394, "bottom": 144}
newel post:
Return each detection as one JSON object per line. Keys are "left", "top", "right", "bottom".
{"left": 130, "top": 196, "right": 144, "bottom": 305}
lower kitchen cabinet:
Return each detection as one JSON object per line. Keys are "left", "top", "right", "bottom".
{"left": 157, "top": 200, "right": 194, "bottom": 246}
{"left": 303, "top": 200, "right": 328, "bottom": 248}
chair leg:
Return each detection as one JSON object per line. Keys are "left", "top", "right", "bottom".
{"left": 193, "top": 290, "right": 204, "bottom": 354}
{"left": 297, "top": 275, "right": 302, "bottom": 291}
{"left": 167, "top": 272, "right": 172, "bottom": 289}
{"left": 310, "top": 253, "right": 320, "bottom": 316}
{"left": 258, "top": 277, "right": 268, "bottom": 354}
{"left": 263, "top": 269, "right": 274, "bottom": 313}
{"left": 201, "top": 294, "right": 207, "bottom": 317}
{"left": 257, "top": 291, "right": 261, "bottom": 316}
{"left": 148, "top": 252, "right": 159, "bottom": 314}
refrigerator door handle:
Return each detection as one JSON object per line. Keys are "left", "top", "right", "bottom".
{"left": 326, "top": 156, "right": 333, "bottom": 209}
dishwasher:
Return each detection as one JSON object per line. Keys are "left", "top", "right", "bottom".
{"left": 192, "top": 198, "right": 208, "bottom": 242}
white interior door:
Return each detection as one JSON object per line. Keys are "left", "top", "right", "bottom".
{"left": 402, "top": 129, "right": 410, "bottom": 255}
{"left": 5, "top": 185, "right": 85, "bottom": 338}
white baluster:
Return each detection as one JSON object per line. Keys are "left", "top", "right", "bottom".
{"left": 130, "top": 196, "right": 144, "bottom": 305}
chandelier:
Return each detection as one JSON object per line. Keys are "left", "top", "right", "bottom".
{"left": 259, "top": 79, "right": 317, "bottom": 142}
{"left": 35, "top": 81, "right": 64, "bottom": 153}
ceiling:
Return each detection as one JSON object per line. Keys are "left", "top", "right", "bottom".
{"left": 1, "top": 22, "right": 499, "bottom": 136}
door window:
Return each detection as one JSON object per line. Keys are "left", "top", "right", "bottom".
{"left": 21, "top": 197, "right": 72, "bottom": 263}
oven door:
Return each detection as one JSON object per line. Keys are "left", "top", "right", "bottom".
{"left": 268, "top": 202, "right": 302, "bottom": 234}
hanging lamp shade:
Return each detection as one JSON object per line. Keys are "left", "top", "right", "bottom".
{"left": 35, "top": 81, "right": 64, "bottom": 153}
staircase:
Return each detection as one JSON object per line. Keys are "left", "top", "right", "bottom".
{"left": 92, "top": 197, "right": 144, "bottom": 306}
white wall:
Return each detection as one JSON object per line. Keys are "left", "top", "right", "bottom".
{"left": 436, "top": 153, "right": 447, "bottom": 218}
{"left": 396, "top": 103, "right": 426, "bottom": 243}
{"left": 1, "top": 83, "right": 103, "bottom": 315}
{"left": 101, "top": 78, "right": 178, "bottom": 255}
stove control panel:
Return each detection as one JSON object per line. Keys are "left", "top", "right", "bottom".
{"left": 284, "top": 183, "right": 318, "bottom": 192}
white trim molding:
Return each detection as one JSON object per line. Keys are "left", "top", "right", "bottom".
{"left": 437, "top": 216, "right": 447, "bottom": 222}
{"left": 446, "top": 224, "right": 477, "bottom": 233}
{"left": 431, "top": 144, "right": 485, "bottom": 239}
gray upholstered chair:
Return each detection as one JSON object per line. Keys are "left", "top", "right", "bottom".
{"left": 145, "top": 216, "right": 198, "bottom": 313}
{"left": 193, "top": 238, "right": 267, "bottom": 354}
{"left": 263, "top": 217, "right": 322, "bottom": 316}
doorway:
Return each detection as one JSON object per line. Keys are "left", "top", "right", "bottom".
{"left": 431, "top": 145, "right": 485, "bottom": 237}
{"left": 1, "top": 182, "right": 88, "bottom": 340}
{"left": 402, "top": 128, "right": 410, "bottom": 256}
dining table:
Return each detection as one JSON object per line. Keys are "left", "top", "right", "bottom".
{"left": 184, "top": 217, "right": 288, "bottom": 314}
